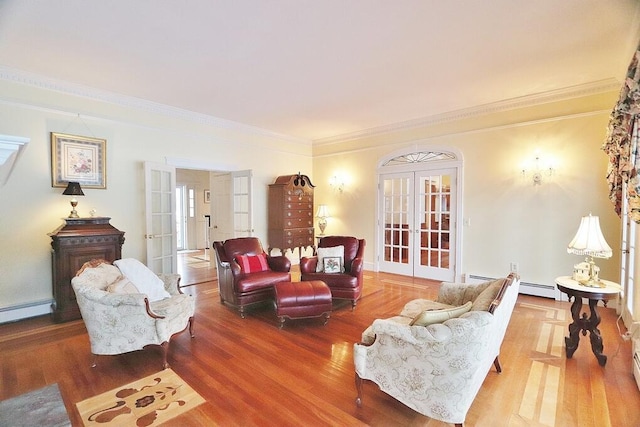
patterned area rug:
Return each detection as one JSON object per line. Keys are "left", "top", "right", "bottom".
{"left": 0, "top": 383, "right": 71, "bottom": 427}
{"left": 76, "top": 369, "right": 204, "bottom": 426}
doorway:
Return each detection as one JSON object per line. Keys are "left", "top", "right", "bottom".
{"left": 377, "top": 148, "right": 462, "bottom": 282}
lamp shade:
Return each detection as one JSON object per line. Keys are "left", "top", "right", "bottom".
{"left": 62, "top": 181, "right": 84, "bottom": 196}
{"left": 315, "top": 204, "right": 330, "bottom": 218}
{"left": 567, "top": 214, "right": 612, "bottom": 259}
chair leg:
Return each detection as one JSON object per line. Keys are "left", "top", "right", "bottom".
{"left": 493, "top": 356, "right": 502, "bottom": 373}
{"left": 355, "top": 372, "right": 364, "bottom": 407}
{"left": 160, "top": 342, "right": 170, "bottom": 369}
{"left": 189, "top": 316, "right": 195, "bottom": 338}
{"left": 90, "top": 354, "right": 98, "bottom": 368}
{"left": 351, "top": 299, "right": 357, "bottom": 310}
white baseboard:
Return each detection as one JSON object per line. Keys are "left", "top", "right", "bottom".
{"left": 0, "top": 300, "right": 52, "bottom": 324}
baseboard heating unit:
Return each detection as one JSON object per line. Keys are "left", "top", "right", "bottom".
{"left": 465, "top": 274, "right": 558, "bottom": 299}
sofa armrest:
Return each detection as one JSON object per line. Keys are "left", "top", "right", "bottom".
{"left": 350, "top": 256, "right": 364, "bottom": 276}
{"left": 267, "top": 255, "right": 291, "bottom": 272}
{"left": 72, "top": 283, "right": 148, "bottom": 307}
{"left": 299, "top": 256, "right": 318, "bottom": 274}
{"left": 158, "top": 273, "right": 182, "bottom": 295}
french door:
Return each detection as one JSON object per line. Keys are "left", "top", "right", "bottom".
{"left": 379, "top": 168, "right": 457, "bottom": 281}
{"left": 144, "top": 162, "right": 178, "bottom": 274}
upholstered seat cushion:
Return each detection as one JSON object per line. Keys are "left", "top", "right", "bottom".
{"left": 235, "top": 270, "right": 291, "bottom": 293}
{"left": 300, "top": 272, "right": 359, "bottom": 288}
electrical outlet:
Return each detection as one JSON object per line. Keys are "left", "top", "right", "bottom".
{"left": 510, "top": 262, "right": 519, "bottom": 273}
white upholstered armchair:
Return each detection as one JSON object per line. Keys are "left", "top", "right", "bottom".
{"left": 354, "top": 273, "right": 520, "bottom": 427}
{"left": 71, "top": 258, "right": 195, "bottom": 369}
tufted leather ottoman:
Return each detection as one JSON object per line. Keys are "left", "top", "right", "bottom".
{"left": 273, "top": 281, "right": 332, "bottom": 328}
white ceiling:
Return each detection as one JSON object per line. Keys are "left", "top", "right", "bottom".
{"left": 0, "top": 1, "right": 639, "bottom": 142}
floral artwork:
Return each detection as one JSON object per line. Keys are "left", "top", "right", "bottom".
{"left": 51, "top": 132, "right": 106, "bottom": 189}
{"left": 323, "top": 256, "right": 341, "bottom": 273}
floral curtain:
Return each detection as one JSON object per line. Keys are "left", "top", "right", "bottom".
{"left": 603, "top": 41, "right": 640, "bottom": 222}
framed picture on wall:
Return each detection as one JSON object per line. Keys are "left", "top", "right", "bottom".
{"left": 51, "top": 132, "right": 106, "bottom": 189}
{"left": 204, "top": 190, "right": 211, "bottom": 203}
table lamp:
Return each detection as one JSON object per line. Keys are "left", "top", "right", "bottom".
{"left": 567, "top": 214, "right": 612, "bottom": 287}
{"left": 62, "top": 181, "right": 84, "bottom": 218}
{"left": 316, "top": 205, "right": 330, "bottom": 236}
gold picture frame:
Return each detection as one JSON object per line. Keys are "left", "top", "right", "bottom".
{"left": 51, "top": 132, "right": 106, "bottom": 189}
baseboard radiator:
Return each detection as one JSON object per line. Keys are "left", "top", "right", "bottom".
{"left": 465, "top": 274, "right": 558, "bottom": 299}
{"left": 0, "top": 299, "right": 52, "bottom": 324}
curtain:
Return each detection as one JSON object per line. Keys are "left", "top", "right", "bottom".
{"left": 603, "top": 41, "right": 640, "bottom": 222}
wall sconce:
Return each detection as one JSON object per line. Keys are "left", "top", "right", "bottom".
{"left": 62, "top": 181, "right": 84, "bottom": 218}
{"left": 329, "top": 175, "right": 345, "bottom": 193}
{"left": 522, "top": 153, "right": 555, "bottom": 185}
{"left": 316, "top": 204, "right": 331, "bottom": 236}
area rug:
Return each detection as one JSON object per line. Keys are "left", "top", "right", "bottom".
{"left": 0, "top": 383, "right": 71, "bottom": 427}
{"left": 76, "top": 369, "right": 204, "bottom": 426}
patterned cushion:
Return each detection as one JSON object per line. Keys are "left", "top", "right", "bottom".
{"left": 315, "top": 245, "right": 344, "bottom": 273}
{"left": 400, "top": 299, "right": 454, "bottom": 318}
{"left": 236, "top": 253, "right": 269, "bottom": 273}
{"left": 410, "top": 301, "right": 473, "bottom": 326}
{"left": 106, "top": 277, "right": 139, "bottom": 294}
{"left": 471, "top": 280, "right": 504, "bottom": 311}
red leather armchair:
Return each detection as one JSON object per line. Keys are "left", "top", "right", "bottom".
{"left": 213, "top": 237, "right": 291, "bottom": 318}
{"left": 300, "top": 236, "right": 365, "bottom": 309}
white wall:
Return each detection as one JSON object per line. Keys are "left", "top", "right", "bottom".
{"left": 312, "top": 90, "right": 622, "bottom": 290}
{"left": 0, "top": 78, "right": 312, "bottom": 313}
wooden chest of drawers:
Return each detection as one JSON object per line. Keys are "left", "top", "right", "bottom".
{"left": 268, "top": 173, "right": 315, "bottom": 253}
{"left": 48, "top": 217, "right": 125, "bottom": 322}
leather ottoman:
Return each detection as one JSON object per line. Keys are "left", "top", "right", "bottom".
{"left": 273, "top": 281, "right": 332, "bottom": 328}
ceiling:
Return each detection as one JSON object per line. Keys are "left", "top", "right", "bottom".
{"left": 0, "top": 1, "right": 639, "bottom": 142}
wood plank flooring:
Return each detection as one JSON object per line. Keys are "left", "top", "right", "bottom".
{"left": 1, "top": 252, "right": 639, "bottom": 426}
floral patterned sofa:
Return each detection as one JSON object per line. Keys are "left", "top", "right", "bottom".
{"left": 354, "top": 273, "right": 520, "bottom": 427}
{"left": 71, "top": 258, "right": 195, "bottom": 369}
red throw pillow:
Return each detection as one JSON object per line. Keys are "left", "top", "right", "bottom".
{"left": 236, "top": 254, "right": 269, "bottom": 273}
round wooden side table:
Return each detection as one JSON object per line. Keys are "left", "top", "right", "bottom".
{"left": 555, "top": 276, "right": 621, "bottom": 366}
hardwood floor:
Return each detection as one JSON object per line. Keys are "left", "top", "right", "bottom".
{"left": 1, "top": 254, "right": 639, "bottom": 426}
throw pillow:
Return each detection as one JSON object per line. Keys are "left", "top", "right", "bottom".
{"left": 113, "top": 258, "right": 171, "bottom": 302}
{"left": 471, "top": 280, "right": 505, "bottom": 311}
{"left": 316, "top": 245, "right": 345, "bottom": 273}
{"left": 106, "top": 277, "right": 140, "bottom": 294}
{"left": 460, "top": 279, "right": 498, "bottom": 304}
{"left": 410, "top": 301, "right": 473, "bottom": 326}
{"left": 236, "top": 253, "right": 269, "bottom": 273}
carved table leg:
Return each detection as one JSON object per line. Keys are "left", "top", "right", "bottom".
{"left": 564, "top": 296, "right": 607, "bottom": 366}
{"left": 564, "top": 296, "right": 583, "bottom": 359}
{"left": 587, "top": 298, "right": 607, "bottom": 366}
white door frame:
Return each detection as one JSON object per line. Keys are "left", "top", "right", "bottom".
{"left": 376, "top": 145, "right": 464, "bottom": 282}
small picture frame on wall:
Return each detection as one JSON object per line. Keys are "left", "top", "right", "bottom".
{"left": 204, "top": 190, "right": 211, "bottom": 203}
{"left": 51, "top": 132, "right": 106, "bottom": 189}
{"left": 323, "top": 257, "right": 341, "bottom": 274}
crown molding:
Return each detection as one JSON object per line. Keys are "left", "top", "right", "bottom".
{"left": 312, "top": 78, "right": 621, "bottom": 146}
{"left": 0, "top": 65, "right": 311, "bottom": 146}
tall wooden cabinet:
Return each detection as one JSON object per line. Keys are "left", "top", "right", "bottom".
{"left": 48, "top": 217, "right": 125, "bottom": 322}
{"left": 268, "top": 173, "right": 315, "bottom": 253}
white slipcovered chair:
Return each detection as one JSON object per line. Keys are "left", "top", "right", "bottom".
{"left": 354, "top": 273, "right": 520, "bottom": 427}
{"left": 71, "top": 258, "right": 195, "bottom": 369}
